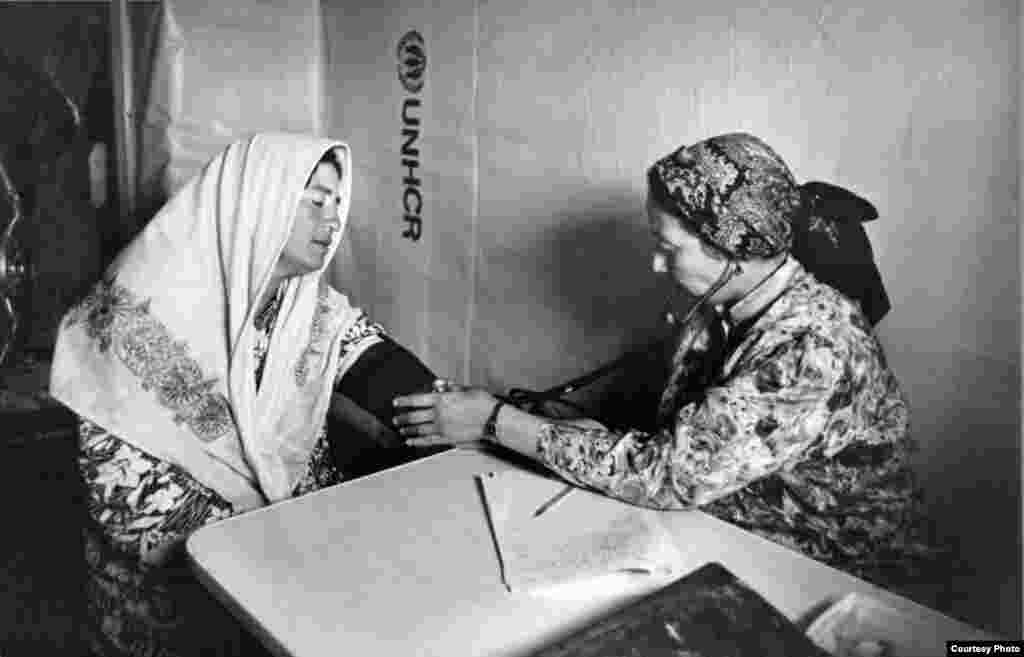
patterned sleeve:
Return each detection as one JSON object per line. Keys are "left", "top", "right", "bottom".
{"left": 536, "top": 331, "right": 845, "bottom": 510}
{"left": 79, "top": 419, "right": 234, "bottom": 565}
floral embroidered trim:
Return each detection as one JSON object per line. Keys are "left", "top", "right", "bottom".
{"left": 294, "top": 285, "right": 333, "bottom": 387}
{"left": 66, "top": 276, "right": 237, "bottom": 443}
{"left": 254, "top": 286, "right": 284, "bottom": 390}
{"left": 338, "top": 312, "right": 385, "bottom": 359}
{"left": 294, "top": 284, "right": 385, "bottom": 387}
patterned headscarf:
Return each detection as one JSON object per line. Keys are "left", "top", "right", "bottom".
{"left": 649, "top": 132, "right": 891, "bottom": 325}
{"left": 649, "top": 132, "right": 801, "bottom": 258}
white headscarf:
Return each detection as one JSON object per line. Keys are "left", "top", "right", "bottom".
{"left": 50, "top": 133, "right": 366, "bottom": 510}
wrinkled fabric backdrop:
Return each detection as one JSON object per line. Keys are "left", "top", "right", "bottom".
{"left": 133, "top": 0, "right": 1018, "bottom": 636}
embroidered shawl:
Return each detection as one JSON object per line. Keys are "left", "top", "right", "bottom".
{"left": 50, "top": 133, "right": 365, "bottom": 509}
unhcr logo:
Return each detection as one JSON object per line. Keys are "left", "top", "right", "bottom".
{"left": 398, "top": 29, "right": 425, "bottom": 241}
{"left": 397, "top": 30, "right": 426, "bottom": 94}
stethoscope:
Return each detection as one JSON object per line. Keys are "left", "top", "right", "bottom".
{"left": 502, "top": 258, "right": 742, "bottom": 418}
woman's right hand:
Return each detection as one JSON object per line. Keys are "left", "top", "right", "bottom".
{"left": 393, "top": 386, "right": 501, "bottom": 448}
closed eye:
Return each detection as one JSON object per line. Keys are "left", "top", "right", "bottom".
{"left": 306, "top": 193, "right": 341, "bottom": 209}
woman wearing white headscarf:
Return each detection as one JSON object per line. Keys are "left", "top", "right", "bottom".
{"left": 50, "top": 133, "right": 438, "bottom": 656}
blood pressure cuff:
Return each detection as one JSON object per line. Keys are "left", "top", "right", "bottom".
{"left": 334, "top": 336, "right": 437, "bottom": 433}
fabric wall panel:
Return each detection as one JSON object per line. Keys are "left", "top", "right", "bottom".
{"left": 322, "top": 0, "right": 478, "bottom": 380}
{"left": 141, "top": 0, "right": 324, "bottom": 201}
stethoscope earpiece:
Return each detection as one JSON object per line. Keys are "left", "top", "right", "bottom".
{"left": 664, "top": 257, "right": 738, "bottom": 332}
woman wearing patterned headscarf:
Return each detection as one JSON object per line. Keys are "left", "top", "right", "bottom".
{"left": 393, "top": 133, "right": 948, "bottom": 603}
{"left": 50, "top": 133, "right": 439, "bottom": 656}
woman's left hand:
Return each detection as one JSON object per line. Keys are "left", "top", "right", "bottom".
{"left": 392, "top": 387, "right": 501, "bottom": 448}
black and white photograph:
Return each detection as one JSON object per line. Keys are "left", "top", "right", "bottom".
{"left": 0, "top": 2, "right": 1019, "bottom": 656}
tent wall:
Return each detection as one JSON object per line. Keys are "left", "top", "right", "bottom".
{"left": 138, "top": 0, "right": 325, "bottom": 207}
{"left": 141, "top": 0, "right": 1020, "bottom": 636}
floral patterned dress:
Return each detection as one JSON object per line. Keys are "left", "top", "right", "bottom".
{"left": 78, "top": 287, "right": 385, "bottom": 657}
{"left": 535, "top": 263, "right": 948, "bottom": 601}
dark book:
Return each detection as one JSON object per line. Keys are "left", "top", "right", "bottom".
{"left": 529, "top": 562, "right": 831, "bottom": 657}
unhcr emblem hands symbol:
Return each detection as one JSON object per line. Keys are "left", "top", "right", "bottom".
{"left": 397, "top": 30, "right": 426, "bottom": 94}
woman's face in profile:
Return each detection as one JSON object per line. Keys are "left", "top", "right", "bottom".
{"left": 647, "top": 197, "right": 728, "bottom": 297}
{"left": 276, "top": 155, "right": 344, "bottom": 278}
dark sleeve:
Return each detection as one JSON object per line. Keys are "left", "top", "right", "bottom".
{"left": 334, "top": 336, "right": 437, "bottom": 429}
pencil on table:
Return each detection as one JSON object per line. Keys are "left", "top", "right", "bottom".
{"left": 533, "top": 484, "right": 575, "bottom": 518}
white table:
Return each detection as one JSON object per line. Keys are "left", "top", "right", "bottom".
{"left": 187, "top": 448, "right": 992, "bottom": 657}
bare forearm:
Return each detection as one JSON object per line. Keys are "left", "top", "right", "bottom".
{"left": 485, "top": 402, "right": 550, "bottom": 460}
